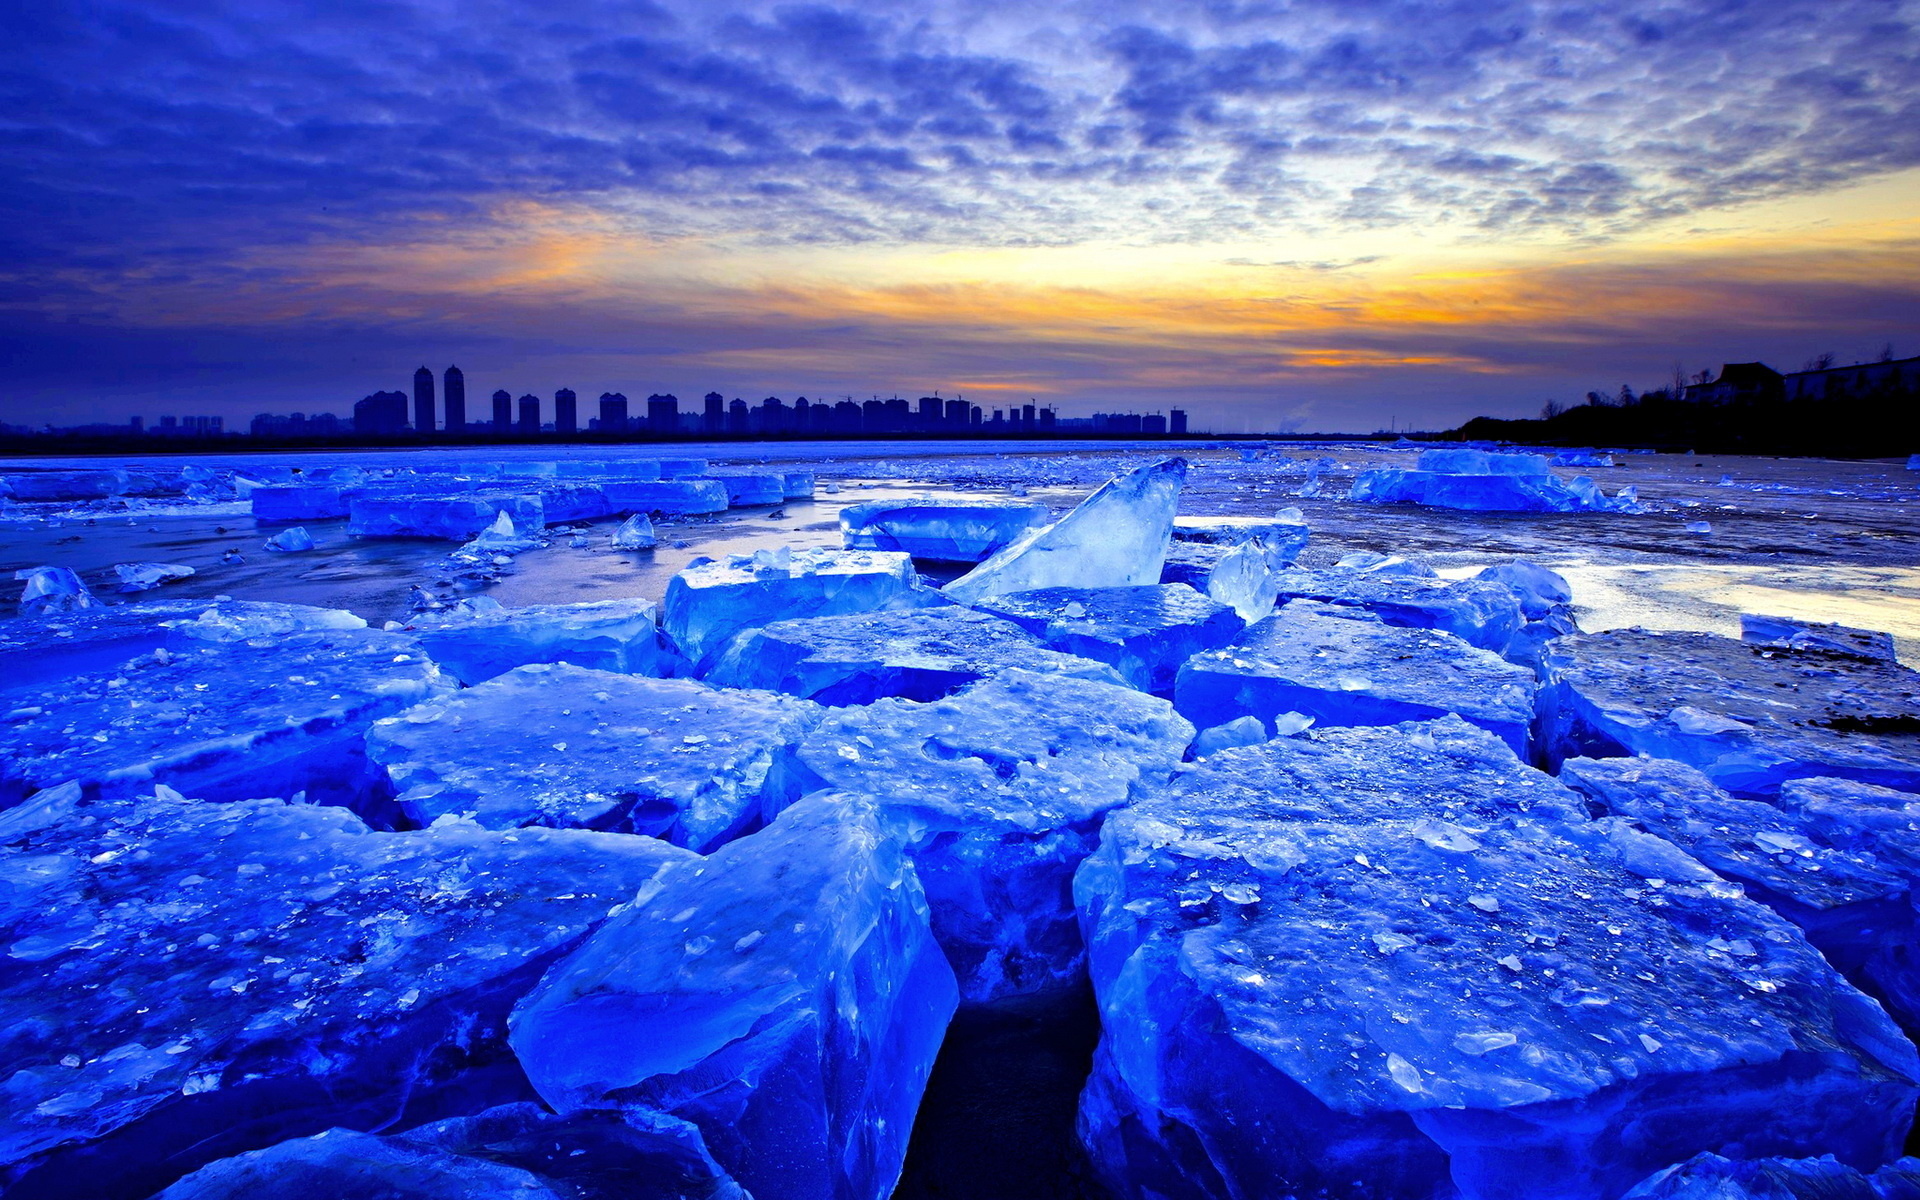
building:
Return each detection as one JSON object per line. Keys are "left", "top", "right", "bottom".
{"left": 598, "top": 392, "right": 629, "bottom": 432}
{"left": 704, "top": 391, "right": 725, "bottom": 434}
{"left": 354, "top": 390, "right": 409, "bottom": 434}
{"left": 1783, "top": 354, "right": 1920, "bottom": 402}
{"left": 491, "top": 389, "right": 512, "bottom": 429}
{"left": 251, "top": 412, "right": 342, "bottom": 438}
{"left": 647, "top": 393, "right": 679, "bottom": 435}
{"left": 1682, "top": 363, "right": 1783, "bottom": 405}
{"left": 1142, "top": 413, "right": 1166, "bottom": 435}
{"left": 727, "top": 398, "right": 749, "bottom": 435}
{"left": 1170, "top": 408, "right": 1188, "bottom": 435}
{"left": 554, "top": 388, "right": 577, "bottom": 435}
{"left": 518, "top": 394, "right": 540, "bottom": 433}
{"left": 444, "top": 366, "right": 466, "bottom": 432}
{"left": 412, "top": 366, "right": 434, "bottom": 433}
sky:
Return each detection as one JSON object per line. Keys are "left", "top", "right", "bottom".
{"left": 2, "top": 0, "right": 1917, "bottom": 433}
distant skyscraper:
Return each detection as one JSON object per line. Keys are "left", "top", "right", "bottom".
{"left": 1021, "top": 402, "right": 1036, "bottom": 430}
{"left": 1170, "top": 408, "right": 1187, "bottom": 435}
{"left": 703, "top": 391, "right": 724, "bottom": 434}
{"left": 443, "top": 366, "right": 466, "bottom": 432}
{"left": 518, "top": 393, "right": 539, "bottom": 433}
{"left": 945, "top": 399, "right": 969, "bottom": 427}
{"left": 1039, "top": 407, "right": 1056, "bottom": 432}
{"left": 647, "top": 393, "right": 679, "bottom": 434}
{"left": 599, "top": 392, "right": 628, "bottom": 432}
{"left": 354, "top": 390, "right": 409, "bottom": 434}
{"left": 727, "top": 398, "right": 748, "bottom": 434}
{"left": 554, "top": 388, "right": 577, "bottom": 435}
{"left": 412, "top": 366, "right": 434, "bottom": 433}
{"left": 918, "top": 396, "right": 942, "bottom": 427}
{"left": 492, "top": 389, "right": 512, "bottom": 429}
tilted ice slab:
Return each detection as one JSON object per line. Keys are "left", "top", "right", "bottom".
{"left": 349, "top": 493, "right": 546, "bottom": 540}
{"left": 154, "top": 1104, "right": 746, "bottom": 1200}
{"left": 662, "top": 547, "right": 942, "bottom": 669}
{"left": 1741, "top": 614, "right": 1900, "bottom": 663}
{"left": 511, "top": 791, "right": 958, "bottom": 1200}
{"left": 1624, "top": 1152, "right": 1920, "bottom": 1199}
{"left": 703, "top": 606, "right": 1127, "bottom": 704}
{"left": 410, "top": 596, "right": 679, "bottom": 685}
{"left": 1562, "top": 756, "right": 1920, "bottom": 1035}
{"left": 944, "top": 458, "right": 1186, "bottom": 604}
{"left": 1264, "top": 569, "right": 1527, "bottom": 654}
{"left": 0, "top": 785, "right": 695, "bottom": 1200}
{"left": 601, "top": 479, "right": 729, "bottom": 515}
{"left": 1076, "top": 716, "right": 1920, "bottom": 1200}
{"left": 1176, "top": 601, "right": 1538, "bottom": 753}
{"left": 973, "top": 584, "right": 1245, "bottom": 694}
{"left": 840, "top": 498, "right": 1052, "bottom": 561}
{"left": 0, "top": 623, "right": 452, "bottom": 814}
{"left": 795, "top": 669, "right": 1193, "bottom": 1001}
{"left": 368, "top": 662, "right": 819, "bottom": 848}
{"left": 1540, "top": 629, "right": 1920, "bottom": 796}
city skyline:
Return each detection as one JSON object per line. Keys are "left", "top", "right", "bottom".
{"left": 4, "top": 1, "right": 1917, "bottom": 433}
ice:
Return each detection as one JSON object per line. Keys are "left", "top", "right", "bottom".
{"left": 537, "top": 483, "right": 614, "bottom": 523}
{"left": 781, "top": 471, "right": 815, "bottom": 499}
{"left": 0, "top": 600, "right": 355, "bottom": 688}
{"left": 1191, "top": 714, "right": 1270, "bottom": 757}
{"left": 1553, "top": 450, "right": 1617, "bottom": 469}
{"left": 2, "top": 469, "right": 130, "bottom": 502}
{"left": 661, "top": 547, "right": 942, "bottom": 669}
{"left": 794, "top": 669, "right": 1192, "bottom": 1001}
{"left": 943, "top": 458, "right": 1187, "bottom": 604}
{"left": 350, "top": 494, "right": 545, "bottom": 540}
{"left": 153, "top": 1128, "right": 572, "bottom": 1199}
{"left": 0, "top": 785, "right": 695, "bottom": 1200}
{"left": 110, "top": 562, "right": 194, "bottom": 593}
{"left": 1351, "top": 448, "right": 1636, "bottom": 513}
{"left": 368, "top": 662, "right": 818, "bottom": 847}
{"left": 1539, "top": 629, "right": 1920, "bottom": 796}
{"left": 0, "top": 621, "right": 453, "bottom": 814}
{"left": 1204, "top": 536, "right": 1295, "bottom": 622}
{"left": 1261, "top": 569, "right": 1527, "bottom": 654}
{"left": 409, "top": 597, "right": 679, "bottom": 685}
{"left": 262, "top": 525, "right": 316, "bottom": 552}
{"left": 1477, "top": 561, "right": 1575, "bottom": 620}
{"left": 702, "top": 606, "right": 1129, "bottom": 703}
{"left": 1909, "top": 454, "right": 1920, "bottom": 470}
{"left": 1685, "top": 520, "right": 1713, "bottom": 534}
{"left": 1561, "top": 757, "right": 1920, "bottom": 1034}
{"left": 14, "top": 566, "right": 100, "bottom": 615}
{"left": 1076, "top": 716, "right": 1920, "bottom": 1200}
{"left": 1176, "top": 600, "right": 1538, "bottom": 753}
{"left": 1171, "top": 515, "right": 1311, "bottom": 564}
{"left": 1416, "top": 448, "right": 1554, "bottom": 475}
{"left": 610, "top": 512, "right": 657, "bottom": 550}
{"left": 464, "top": 510, "right": 544, "bottom": 554}
{"left": 602, "top": 479, "right": 729, "bottom": 515}
{"left": 509, "top": 791, "right": 958, "bottom": 1200}
{"left": 973, "top": 583, "right": 1245, "bottom": 694}
{"left": 1624, "top": 1152, "right": 1920, "bottom": 1198}
{"left": 249, "top": 485, "right": 350, "bottom": 522}
{"left": 1335, "top": 551, "right": 1438, "bottom": 576}
{"left": 839, "top": 498, "right": 1051, "bottom": 561}
{"left": 696, "top": 473, "right": 785, "bottom": 505}
{"left": 658, "top": 458, "right": 710, "bottom": 478}
{"left": 1159, "top": 540, "right": 1230, "bottom": 589}
{"left": 1741, "top": 614, "right": 1899, "bottom": 662}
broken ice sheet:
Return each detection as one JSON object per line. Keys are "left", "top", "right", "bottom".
{"left": 972, "top": 583, "right": 1244, "bottom": 694}
{"left": 110, "top": 562, "right": 194, "bottom": 593}
{"left": 839, "top": 498, "right": 1051, "bottom": 561}
{"left": 1261, "top": 568, "right": 1528, "bottom": 655}
{"left": 408, "top": 596, "right": 680, "bottom": 685}
{"left": 14, "top": 565, "right": 101, "bottom": 615}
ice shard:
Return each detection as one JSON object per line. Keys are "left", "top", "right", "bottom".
{"left": 410, "top": 596, "right": 679, "bottom": 685}
{"left": 839, "top": 498, "right": 1052, "bottom": 561}
{"left": 263, "top": 525, "right": 317, "bottom": 552}
{"left": 610, "top": 512, "right": 657, "bottom": 549}
{"left": 0, "top": 784, "right": 695, "bottom": 1200}
{"left": 349, "top": 494, "right": 545, "bottom": 540}
{"left": 1175, "top": 600, "right": 1537, "bottom": 753}
{"left": 1257, "top": 568, "right": 1527, "bottom": 654}
{"left": 795, "top": 669, "right": 1193, "bottom": 1001}
{"left": 973, "top": 583, "right": 1245, "bottom": 694}
{"left": 1077, "top": 716, "right": 1920, "bottom": 1200}
{"left": 110, "top": 562, "right": 195, "bottom": 593}
{"left": 510, "top": 791, "right": 958, "bottom": 1200}
{"left": 943, "top": 458, "right": 1186, "bottom": 604}
{"left": 368, "top": 662, "right": 819, "bottom": 847}
{"left": 702, "top": 606, "right": 1128, "bottom": 703}
{"left": 13, "top": 565, "right": 100, "bottom": 615}
{"left": 464, "top": 510, "right": 544, "bottom": 554}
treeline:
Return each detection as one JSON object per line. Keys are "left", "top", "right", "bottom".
{"left": 1450, "top": 379, "right": 1920, "bottom": 457}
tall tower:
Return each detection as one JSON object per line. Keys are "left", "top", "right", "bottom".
{"left": 412, "top": 366, "right": 435, "bottom": 433}
{"left": 554, "top": 388, "right": 577, "bottom": 435}
{"left": 443, "top": 366, "right": 466, "bottom": 432}
{"left": 518, "top": 394, "right": 540, "bottom": 433}
{"left": 492, "top": 389, "right": 512, "bottom": 429}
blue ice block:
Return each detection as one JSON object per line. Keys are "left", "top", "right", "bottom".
{"left": 1172, "top": 514, "right": 1310, "bottom": 559}
{"left": 3, "top": 469, "right": 130, "bottom": 502}
{"left": 972, "top": 583, "right": 1245, "bottom": 693}
{"left": 662, "top": 547, "right": 942, "bottom": 668}
{"left": 1175, "top": 600, "right": 1537, "bottom": 753}
{"left": 1264, "top": 569, "right": 1527, "bottom": 653}
{"left": 368, "top": 662, "right": 819, "bottom": 847}
{"left": 1539, "top": 629, "right": 1920, "bottom": 796}
{"left": 250, "top": 484, "right": 351, "bottom": 522}
{"left": 510, "top": 791, "right": 958, "bottom": 1200}
{"left": 696, "top": 473, "right": 785, "bottom": 505}
{"left": 1076, "top": 716, "right": 1920, "bottom": 1200}
{"left": 410, "top": 597, "right": 679, "bottom": 684}
{"left": 1740, "top": 614, "right": 1899, "bottom": 662}
{"left": 1624, "top": 1152, "right": 1920, "bottom": 1198}
{"left": 152, "top": 1128, "right": 569, "bottom": 1199}
{"left": 795, "top": 669, "right": 1193, "bottom": 1001}
{"left": 13, "top": 566, "right": 100, "bottom": 615}
{"left": 840, "top": 498, "right": 1052, "bottom": 561}
{"left": 702, "top": 605, "right": 1127, "bottom": 703}
{"left": 601, "top": 479, "right": 729, "bottom": 514}
{"left": 349, "top": 493, "right": 546, "bottom": 539}
{"left": 0, "top": 785, "right": 695, "bottom": 1200}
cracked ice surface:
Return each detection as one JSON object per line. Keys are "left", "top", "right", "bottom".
{"left": 839, "top": 498, "right": 1052, "bottom": 561}
{"left": 1076, "top": 715, "right": 1920, "bottom": 1200}
{"left": 0, "top": 784, "right": 695, "bottom": 1200}
{"left": 795, "top": 668, "right": 1193, "bottom": 1001}
{"left": 1540, "top": 629, "right": 1920, "bottom": 796}
{"left": 1264, "top": 568, "right": 1528, "bottom": 654}
{"left": 510, "top": 791, "right": 957, "bottom": 1200}
{"left": 368, "top": 662, "right": 819, "bottom": 848}
{"left": 408, "top": 596, "right": 679, "bottom": 685}
{"left": 1176, "top": 600, "right": 1538, "bottom": 753}
{"left": 972, "top": 583, "right": 1245, "bottom": 694}
{"left": 702, "top": 605, "right": 1128, "bottom": 704}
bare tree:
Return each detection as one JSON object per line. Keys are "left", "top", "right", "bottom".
{"left": 1879, "top": 342, "right": 1896, "bottom": 363}
{"left": 1541, "top": 399, "right": 1565, "bottom": 420}
{"left": 1804, "top": 351, "right": 1837, "bottom": 371}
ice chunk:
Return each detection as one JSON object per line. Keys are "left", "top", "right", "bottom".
{"left": 696, "top": 473, "right": 785, "bottom": 505}
{"left": 349, "top": 494, "right": 545, "bottom": 540}
{"left": 510, "top": 791, "right": 958, "bottom": 1200}
{"left": 1158, "top": 540, "right": 1230, "bottom": 589}
{"left": 2, "top": 469, "right": 130, "bottom": 502}
{"left": 1416, "top": 448, "right": 1553, "bottom": 475}
{"left": 1540, "top": 629, "right": 1920, "bottom": 796}
{"left": 369, "top": 662, "right": 818, "bottom": 848}
{"left": 781, "top": 471, "right": 815, "bottom": 500}
{"left": 610, "top": 512, "right": 657, "bottom": 550}
{"left": 249, "top": 485, "right": 351, "bottom": 522}
{"left": 1171, "top": 515, "right": 1310, "bottom": 561}
{"left": 1741, "top": 614, "right": 1899, "bottom": 663}
{"left": 465, "top": 510, "right": 544, "bottom": 554}
{"left": 152, "top": 1128, "right": 569, "bottom": 1200}
{"left": 110, "top": 562, "right": 195, "bottom": 593}
{"left": 839, "top": 498, "right": 1051, "bottom": 561}
{"left": 1562, "top": 757, "right": 1920, "bottom": 1034}
{"left": 944, "top": 458, "right": 1187, "bottom": 604}
{"left": 1334, "top": 551, "right": 1438, "bottom": 576}
{"left": 661, "top": 547, "right": 941, "bottom": 669}
{"left": 0, "top": 625, "right": 453, "bottom": 813}
{"left": 1351, "top": 449, "right": 1635, "bottom": 514}
{"left": 1684, "top": 520, "right": 1712, "bottom": 534}
{"left": 1176, "top": 600, "right": 1537, "bottom": 753}
{"left": 1077, "top": 716, "right": 1920, "bottom": 1200}
{"left": 795, "top": 670, "right": 1192, "bottom": 1001}
{"left": 1266, "top": 568, "right": 1527, "bottom": 654}
{"left": 410, "top": 597, "right": 678, "bottom": 685}
{"left": 1909, "top": 454, "right": 1920, "bottom": 470}
{"left": 0, "top": 786, "right": 695, "bottom": 1200}
{"left": 262, "top": 526, "right": 316, "bottom": 552}
{"left": 0, "top": 600, "right": 351, "bottom": 691}
{"left": 703, "top": 606, "right": 1128, "bottom": 703}
{"left": 601, "top": 479, "right": 729, "bottom": 515}
{"left": 1623, "top": 1152, "right": 1920, "bottom": 1198}
{"left": 1192, "top": 714, "right": 1269, "bottom": 757}
{"left": 973, "top": 583, "right": 1245, "bottom": 694}
{"left": 658, "top": 458, "right": 709, "bottom": 478}
{"left": 1553, "top": 450, "right": 1616, "bottom": 468}
{"left": 1205, "top": 536, "right": 1292, "bottom": 623}
{"left": 537, "top": 482, "right": 613, "bottom": 523}
{"left": 14, "top": 566, "right": 100, "bottom": 615}
{"left": 1477, "top": 560, "right": 1574, "bottom": 620}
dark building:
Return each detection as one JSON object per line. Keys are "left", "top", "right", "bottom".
{"left": 491, "top": 389, "right": 512, "bottom": 429}
{"left": 354, "top": 390, "right": 409, "bottom": 434}
{"left": 1040, "top": 407, "right": 1056, "bottom": 432}
{"left": 1021, "top": 402, "right": 1037, "bottom": 430}
{"left": 1683, "top": 363, "right": 1783, "bottom": 406}
{"left": 835, "top": 399, "right": 863, "bottom": 430}
{"left": 554, "top": 388, "right": 577, "bottom": 435}
{"left": 757, "top": 396, "right": 787, "bottom": 433}
{"left": 1142, "top": 413, "right": 1166, "bottom": 435}
{"left": 918, "top": 396, "right": 942, "bottom": 427}
{"left": 647, "top": 393, "right": 679, "bottom": 435}
{"left": 945, "top": 399, "right": 970, "bottom": 427}
{"left": 444, "top": 366, "right": 466, "bottom": 432}
{"left": 598, "top": 392, "right": 629, "bottom": 432}
{"left": 1170, "top": 408, "right": 1188, "bottom": 435}
{"left": 727, "top": 398, "right": 749, "bottom": 435}
{"left": 970, "top": 405, "right": 981, "bottom": 426}
{"left": 704, "top": 391, "right": 725, "bottom": 434}
{"left": 884, "top": 397, "right": 911, "bottom": 428}
{"left": 518, "top": 394, "right": 540, "bottom": 433}
{"left": 412, "top": 366, "right": 435, "bottom": 433}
